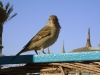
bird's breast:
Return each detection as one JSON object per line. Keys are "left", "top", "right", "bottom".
{"left": 43, "top": 28, "right": 60, "bottom": 48}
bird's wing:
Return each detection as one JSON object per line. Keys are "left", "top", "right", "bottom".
{"left": 10, "top": 26, "right": 52, "bottom": 61}
{"left": 23, "top": 26, "right": 51, "bottom": 49}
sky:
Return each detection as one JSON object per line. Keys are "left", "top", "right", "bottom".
{"left": 1, "top": 0, "right": 100, "bottom": 56}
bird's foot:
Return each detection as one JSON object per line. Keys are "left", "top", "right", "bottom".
{"left": 41, "top": 50, "right": 46, "bottom": 54}
{"left": 35, "top": 50, "right": 38, "bottom": 54}
{"left": 41, "top": 48, "right": 46, "bottom": 54}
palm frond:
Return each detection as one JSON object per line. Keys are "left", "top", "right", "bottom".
{"left": 0, "top": 1, "right": 17, "bottom": 24}
{"left": 7, "top": 5, "right": 13, "bottom": 15}
{"left": 5, "top": 2, "right": 10, "bottom": 11}
{"left": 0, "top": 1, "right": 3, "bottom": 7}
{"left": 7, "top": 13, "right": 17, "bottom": 22}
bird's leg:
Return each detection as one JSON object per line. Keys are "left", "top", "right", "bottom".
{"left": 41, "top": 48, "right": 46, "bottom": 54}
{"left": 34, "top": 50, "right": 38, "bottom": 54}
{"left": 43, "top": 51, "right": 46, "bottom": 54}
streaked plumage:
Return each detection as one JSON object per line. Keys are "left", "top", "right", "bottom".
{"left": 11, "top": 15, "right": 61, "bottom": 61}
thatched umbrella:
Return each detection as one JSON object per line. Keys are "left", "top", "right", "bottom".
{"left": 62, "top": 41, "right": 65, "bottom": 53}
{"left": 71, "top": 28, "right": 99, "bottom": 75}
{"left": 72, "top": 28, "right": 99, "bottom": 52}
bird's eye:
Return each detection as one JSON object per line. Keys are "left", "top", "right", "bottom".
{"left": 49, "top": 19, "right": 50, "bottom": 20}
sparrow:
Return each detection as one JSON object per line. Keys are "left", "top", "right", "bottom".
{"left": 10, "top": 15, "right": 61, "bottom": 61}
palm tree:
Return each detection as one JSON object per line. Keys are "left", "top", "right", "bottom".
{"left": 0, "top": 1, "right": 17, "bottom": 56}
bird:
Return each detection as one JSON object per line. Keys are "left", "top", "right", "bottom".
{"left": 10, "top": 15, "right": 61, "bottom": 61}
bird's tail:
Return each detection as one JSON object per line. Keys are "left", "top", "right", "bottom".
{"left": 10, "top": 50, "right": 24, "bottom": 61}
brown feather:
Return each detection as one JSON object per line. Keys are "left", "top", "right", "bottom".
{"left": 23, "top": 26, "right": 51, "bottom": 50}
{"left": 10, "top": 15, "right": 61, "bottom": 61}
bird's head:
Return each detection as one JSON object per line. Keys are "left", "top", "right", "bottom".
{"left": 46, "top": 15, "right": 61, "bottom": 28}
